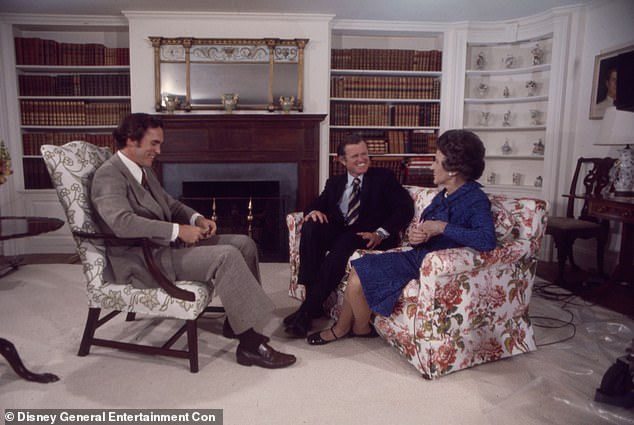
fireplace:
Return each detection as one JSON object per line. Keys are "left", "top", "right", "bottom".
{"left": 154, "top": 113, "right": 326, "bottom": 261}
{"left": 181, "top": 180, "right": 285, "bottom": 261}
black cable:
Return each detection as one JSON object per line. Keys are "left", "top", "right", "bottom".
{"left": 531, "top": 281, "right": 578, "bottom": 347}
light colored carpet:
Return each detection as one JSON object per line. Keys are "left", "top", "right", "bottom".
{"left": 1, "top": 263, "right": 633, "bottom": 424}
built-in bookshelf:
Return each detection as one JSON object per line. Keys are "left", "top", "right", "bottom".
{"left": 14, "top": 35, "right": 130, "bottom": 189}
{"left": 329, "top": 40, "right": 442, "bottom": 186}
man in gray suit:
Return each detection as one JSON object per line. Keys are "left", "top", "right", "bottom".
{"left": 91, "top": 113, "right": 295, "bottom": 369}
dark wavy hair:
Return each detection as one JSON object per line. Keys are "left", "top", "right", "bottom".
{"left": 437, "top": 129, "right": 486, "bottom": 180}
{"left": 113, "top": 113, "right": 164, "bottom": 149}
{"left": 336, "top": 133, "right": 365, "bottom": 157}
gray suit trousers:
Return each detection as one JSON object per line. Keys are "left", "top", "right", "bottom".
{"left": 171, "top": 234, "right": 273, "bottom": 335}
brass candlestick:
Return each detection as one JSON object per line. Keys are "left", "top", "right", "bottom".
{"left": 247, "top": 197, "right": 253, "bottom": 238}
{"left": 210, "top": 198, "right": 217, "bottom": 222}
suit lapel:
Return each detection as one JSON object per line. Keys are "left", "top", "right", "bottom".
{"left": 111, "top": 156, "right": 168, "bottom": 220}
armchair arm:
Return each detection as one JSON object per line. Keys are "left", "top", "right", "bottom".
{"left": 72, "top": 231, "right": 195, "bottom": 302}
{"left": 420, "top": 239, "right": 534, "bottom": 279}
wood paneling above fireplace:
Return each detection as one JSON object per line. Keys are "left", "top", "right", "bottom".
{"left": 155, "top": 113, "right": 326, "bottom": 211}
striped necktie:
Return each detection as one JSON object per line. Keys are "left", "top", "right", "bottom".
{"left": 345, "top": 177, "right": 361, "bottom": 225}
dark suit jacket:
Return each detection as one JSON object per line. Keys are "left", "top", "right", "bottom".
{"left": 305, "top": 167, "right": 414, "bottom": 241}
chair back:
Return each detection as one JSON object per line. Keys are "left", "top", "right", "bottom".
{"left": 565, "top": 157, "right": 615, "bottom": 219}
{"left": 41, "top": 141, "right": 112, "bottom": 288}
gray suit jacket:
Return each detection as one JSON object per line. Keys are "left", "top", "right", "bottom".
{"left": 91, "top": 153, "right": 196, "bottom": 288}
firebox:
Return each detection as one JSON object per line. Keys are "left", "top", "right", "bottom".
{"left": 181, "top": 180, "right": 286, "bottom": 262}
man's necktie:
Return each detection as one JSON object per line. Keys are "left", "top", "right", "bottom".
{"left": 141, "top": 171, "right": 151, "bottom": 191}
{"left": 345, "top": 177, "right": 361, "bottom": 225}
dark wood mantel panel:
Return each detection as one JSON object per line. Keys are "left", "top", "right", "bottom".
{"left": 155, "top": 113, "right": 326, "bottom": 211}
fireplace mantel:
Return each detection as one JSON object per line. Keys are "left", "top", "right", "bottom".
{"left": 155, "top": 113, "right": 326, "bottom": 211}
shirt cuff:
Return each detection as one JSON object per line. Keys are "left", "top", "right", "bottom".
{"left": 171, "top": 224, "right": 179, "bottom": 242}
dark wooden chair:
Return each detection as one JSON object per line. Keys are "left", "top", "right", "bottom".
{"left": 546, "top": 157, "right": 616, "bottom": 284}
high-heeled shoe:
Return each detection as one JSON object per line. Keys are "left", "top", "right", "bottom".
{"left": 307, "top": 326, "right": 345, "bottom": 345}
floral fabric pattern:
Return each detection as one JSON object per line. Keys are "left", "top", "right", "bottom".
{"left": 41, "top": 141, "right": 212, "bottom": 320}
{"left": 287, "top": 185, "right": 548, "bottom": 379}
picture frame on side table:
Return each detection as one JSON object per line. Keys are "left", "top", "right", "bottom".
{"left": 590, "top": 43, "right": 634, "bottom": 119}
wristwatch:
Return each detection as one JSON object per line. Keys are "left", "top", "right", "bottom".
{"left": 374, "top": 229, "right": 389, "bottom": 240}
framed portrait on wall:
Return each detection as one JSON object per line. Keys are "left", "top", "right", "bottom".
{"left": 589, "top": 43, "right": 634, "bottom": 119}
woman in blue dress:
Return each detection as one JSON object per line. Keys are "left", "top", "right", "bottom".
{"left": 307, "top": 129, "right": 497, "bottom": 344}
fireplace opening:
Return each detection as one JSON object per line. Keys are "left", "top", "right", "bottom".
{"left": 181, "top": 181, "right": 286, "bottom": 262}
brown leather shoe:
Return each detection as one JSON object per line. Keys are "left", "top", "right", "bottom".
{"left": 236, "top": 343, "right": 296, "bottom": 369}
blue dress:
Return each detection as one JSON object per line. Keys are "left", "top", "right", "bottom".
{"left": 351, "top": 180, "right": 497, "bottom": 316}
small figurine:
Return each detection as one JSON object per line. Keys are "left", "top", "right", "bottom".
{"left": 513, "top": 172, "right": 522, "bottom": 186}
{"left": 501, "top": 139, "right": 512, "bottom": 155}
{"left": 503, "top": 86, "right": 510, "bottom": 98}
{"left": 477, "top": 82, "right": 489, "bottom": 97}
{"left": 221, "top": 93, "right": 239, "bottom": 113}
{"left": 532, "top": 138, "right": 545, "bottom": 155}
{"left": 503, "top": 110, "right": 512, "bottom": 127}
{"left": 531, "top": 43, "right": 544, "bottom": 65}
{"left": 476, "top": 51, "right": 486, "bottom": 69}
{"left": 479, "top": 111, "right": 491, "bottom": 126}
{"left": 525, "top": 80, "right": 538, "bottom": 96}
{"left": 530, "top": 109, "right": 541, "bottom": 126}
{"left": 486, "top": 172, "right": 496, "bottom": 185}
{"left": 534, "top": 176, "right": 543, "bottom": 187}
{"left": 503, "top": 54, "right": 515, "bottom": 68}
{"left": 279, "top": 96, "right": 295, "bottom": 113}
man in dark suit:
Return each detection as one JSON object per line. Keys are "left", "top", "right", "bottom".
{"left": 91, "top": 113, "right": 296, "bottom": 369}
{"left": 284, "top": 135, "right": 414, "bottom": 338}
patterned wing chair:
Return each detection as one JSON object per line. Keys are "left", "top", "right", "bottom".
{"left": 287, "top": 185, "right": 548, "bottom": 379}
{"left": 41, "top": 141, "right": 219, "bottom": 373}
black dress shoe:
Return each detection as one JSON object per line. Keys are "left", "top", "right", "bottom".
{"left": 236, "top": 343, "right": 296, "bottom": 369}
{"left": 307, "top": 326, "right": 346, "bottom": 345}
{"left": 283, "top": 309, "right": 300, "bottom": 326}
{"left": 284, "top": 310, "right": 312, "bottom": 338}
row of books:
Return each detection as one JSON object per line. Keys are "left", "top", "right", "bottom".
{"left": 329, "top": 130, "right": 438, "bottom": 154}
{"left": 23, "top": 158, "right": 52, "bottom": 189}
{"left": 331, "top": 49, "right": 442, "bottom": 72}
{"left": 15, "top": 37, "right": 130, "bottom": 66}
{"left": 330, "top": 103, "right": 441, "bottom": 127}
{"left": 20, "top": 100, "right": 131, "bottom": 126}
{"left": 19, "top": 74, "right": 131, "bottom": 97}
{"left": 22, "top": 132, "right": 115, "bottom": 156}
{"left": 331, "top": 76, "right": 441, "bottom": 100}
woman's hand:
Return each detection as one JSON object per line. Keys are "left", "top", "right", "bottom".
{"left": 409, "top": 227, "right": 429, "bottom": 245}
{"left": 419, "top": 220, "right": 447, "bottom": 239}
{"left": 410, "top": 220, "right": 447, "bottom": 245}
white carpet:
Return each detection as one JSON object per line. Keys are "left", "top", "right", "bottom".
{"left": 1, "top": 263, "right": 633, "bottom": 424}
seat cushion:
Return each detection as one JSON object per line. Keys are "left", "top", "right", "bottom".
{"left": 547, "top": 217, "right": 602, "bottom": 231}
{"left": 88, "top": 280, "right": 212, "bottom": 320}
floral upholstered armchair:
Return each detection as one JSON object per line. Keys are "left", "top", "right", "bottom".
{"left": 41, "top": 141, "right": 219, "bottom": 373}
{"left": 287, "top": 186, "right": 548, "bottom": 379}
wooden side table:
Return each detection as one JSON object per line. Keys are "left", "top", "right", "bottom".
{"left": 586, "top": 196, "right": 634, "bottom": 284}
{"left": 0, "top": 216, "right": 64, "bottom": 383}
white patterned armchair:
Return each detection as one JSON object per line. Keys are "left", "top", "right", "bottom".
{"left": 41, "top": 141, "right": 219, "bottom": 373}
{"left": 287, "top": 186, "right": 548, "bottom": 379}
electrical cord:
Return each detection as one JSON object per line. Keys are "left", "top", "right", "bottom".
{"left": 531, "top": 280, "right": 578, "bottom": 347}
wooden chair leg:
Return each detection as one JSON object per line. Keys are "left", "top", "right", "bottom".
{"left": 553, "top": 238, "right": 570, "bottom": 284}
{"left": 187, "top": 320, "right": 199, "bottom": 373}
{"left": 78, "top": 308, "right": 101, "bottom": 356}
